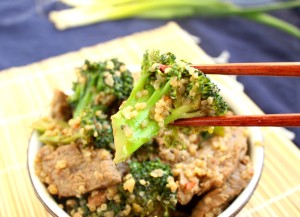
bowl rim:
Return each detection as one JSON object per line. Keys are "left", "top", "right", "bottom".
{"left": 27, "top": 81, "right": 264, "bottom": 217}
{"left": 27, "top": 131, "right": 69, "bottom": 217}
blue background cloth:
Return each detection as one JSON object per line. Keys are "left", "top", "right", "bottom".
{"left": 1, "top": 0, "right": 299, "bottom": 147}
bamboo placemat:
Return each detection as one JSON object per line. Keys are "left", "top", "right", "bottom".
{"left": 0, "top": 22, "right": 299, "bottom": 217}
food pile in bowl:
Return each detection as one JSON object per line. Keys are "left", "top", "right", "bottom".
{"left": 29, "top": 50, "right": 261, "bottom": 217}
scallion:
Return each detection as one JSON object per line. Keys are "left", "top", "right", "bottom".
{"left": 50, "top": 0, "right": 300, "bottom": 39}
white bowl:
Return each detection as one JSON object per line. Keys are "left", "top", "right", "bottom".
{"left": 27, "top": 82, "right": 264, "bottom": 217}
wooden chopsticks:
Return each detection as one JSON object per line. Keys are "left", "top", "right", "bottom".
{"left": 171, "top": 62, "right": 300, "bottom": 127}
{"left": 191, "top": 62, "right": 300, "bottom": 76}
{"left": 173, "top": 114, "right": 300, "bottom": 127}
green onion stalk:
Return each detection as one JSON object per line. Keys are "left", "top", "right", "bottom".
{"left": 50, "top": 0, "right": 300, "bottom": 39}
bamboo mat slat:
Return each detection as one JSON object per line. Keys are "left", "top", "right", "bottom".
{"left": 0, "top": 22, "right": 299, "bottom": 217}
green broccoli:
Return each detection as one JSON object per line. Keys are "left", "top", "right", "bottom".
{"left": 112, "top": 50, "right": 228, "bottom": 163}
{"left": 114, "top": 159, "right": 177, "bottom": 217}
{"left": 32, "top": 108, "right": 114, "bottom": 150}
{"left": 33, "top": 58, "right": 134, "bottom": 149}
{"left": 69, "top": 58, "right": 134, "bottom": 117}
{"left": 124, "top": 159, "right": 177, "bottom": 217}
{"left": 75, "top": 108, "right": 114, "bottom": 149}
{"left": 77, "top": 159, "right": 176, "bottom": 217}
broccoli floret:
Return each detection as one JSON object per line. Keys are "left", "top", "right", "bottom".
{"left": 89, "top": 160, "right": 176, "bottom": 217}
{"left": 32, "top": 108, "right": 114, "bottom": 150}
{"left": 120, "top": 159, "right": 177, "bottom": 217}
{"left": 78, "top": 108, "right": 114, "bottom": 149}
{"left": 69, "top": 59, "right": 134, "bottom": 117}
{"left": 111, "top": 50, "right": 228, "bottom": 163}
{"left": 32, "top": 58, "right": 133, "bottom": 149}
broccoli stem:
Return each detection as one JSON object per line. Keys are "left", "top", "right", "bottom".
{"left": 39, "top": 133, "right": 80, "bottom": 145}
{"left": 112, "top": 111, "right": 160, "bottom": 163}
{"left": 127, "top": 73, "right": 151, "bottom": 100}
{"left": 31, "top": 117, "right": 69, "bottom": 133}
{"left": 73, "top": 89, "right": 93, "bottom": 117}
{"left": 165, "top": 104, "right": 200, "bottom": 124}
{"left": 147, "top": 81, "right": 171, "bottom": 106}
{"left": 32, "top": 117, "right": 79, "bottom": 146}
{"left": 72, "top": 73, "right": 100, "bottom": 117}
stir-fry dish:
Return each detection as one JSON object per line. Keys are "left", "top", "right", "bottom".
{"left": 32, "top": 51, "right": 253, "bottom": 217}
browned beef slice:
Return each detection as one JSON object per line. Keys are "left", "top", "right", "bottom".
{"left": 36, "top": 144, "right": 121, "bottom": 197}
{"left": 193, "top": 127, "right": 247, "bottom": 191}
{"left": 158, "top": 127, "right": 249, "bottom": 205}
{"left": 51, "top": 89, "right": 72, "bottom": 121}
{"left": 191, "top": 156, "right": 253, "bottom": 217}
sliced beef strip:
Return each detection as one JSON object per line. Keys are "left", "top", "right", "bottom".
{"left": 51, "top": 89, "right": 72, "bottom": 121}
{"left": 36, "top": 144, "right": 122, "bottom": 197}
{"left": 195, "top": 128, "right": 247, "bottom": 190}
{"left": 158, "top": 127, "right": 249, "bottom": 205}
{"left": 191, "top": 156, "right": 253, "bottom": 217}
